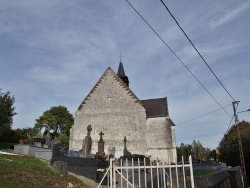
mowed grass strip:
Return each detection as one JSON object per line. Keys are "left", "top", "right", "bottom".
{"left": 0, "top": 154, "right": 90, "bottom": 188}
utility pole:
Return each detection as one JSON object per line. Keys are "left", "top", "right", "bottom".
{"left": 232, "top": 101, "right": 248, "bottom": 188}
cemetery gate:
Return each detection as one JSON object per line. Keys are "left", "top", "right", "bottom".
{"left": 97, "top": 155, "right": 194, "bottom": 188}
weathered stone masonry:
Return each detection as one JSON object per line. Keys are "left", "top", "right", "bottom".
{"left": 69, "top": 64, "right": 176, "bottom": 161}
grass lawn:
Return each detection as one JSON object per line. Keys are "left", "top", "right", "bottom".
{"left": 0, "top": 152, "right": 91, "bottom": 188}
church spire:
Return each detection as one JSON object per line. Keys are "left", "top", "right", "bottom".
{"left": 117, "top": 62, "right": 126, "bottom": 77}
{"left": 117, "top": 53, "right": 129, "bottom": 87}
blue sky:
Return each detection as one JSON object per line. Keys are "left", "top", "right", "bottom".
{"left": 1, "top": 0, "right": 250, "bottom": 149}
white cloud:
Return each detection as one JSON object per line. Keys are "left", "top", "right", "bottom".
{"left": 210, "top": 1, "right": 250, "bottom": 29}
{"left": 0, "top": 0, "right": 250, "bottom": 149}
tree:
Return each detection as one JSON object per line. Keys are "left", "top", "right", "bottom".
{"left": 14, "top": 127, "right": 40, "bottom": 140}
{"left": 177, "top": 140, "right": 214, "bottom": 162}
{"left": 177, "top": 142, "right": 195, "bottom": 161}
{"left": 34, "top": 105, "right": 74, "bottom": 136}
{"left": 204, "top": 147, "right": 211, "bottom": 159}
{"left": 58, "top": 133, "right": 69, "bottom": 145}
{"left": 218, "top": 121, "right": 250, "bottom": 175}
{"left": 0, "top": 89, "right": 17, "bottom": 141}
{"left": 192, "top": 140, "right": 205, "bottom": 160}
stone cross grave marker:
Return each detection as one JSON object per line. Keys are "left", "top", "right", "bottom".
{"left": 44, "top": 126, "right": 51, "bottom": 148}
{"left": 98, "top": 131, "right": 105, "bottom": 153}
{"left": 123, "top": 136, "right": 131, "bottom": 156}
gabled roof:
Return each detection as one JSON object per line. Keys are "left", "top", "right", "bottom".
{"left": 77, "top": 67, "right": 142, "bottom": 110}
{"left": 141, "top": 97, "right": 169, "bottom": 117}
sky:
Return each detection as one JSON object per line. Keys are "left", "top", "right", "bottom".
{"left": 1, "top": 0, "right": 250, "bottom": 150}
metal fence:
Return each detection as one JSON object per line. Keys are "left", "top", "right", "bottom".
{"left": 98, "top": 155, "right": 194, "bottom": 188}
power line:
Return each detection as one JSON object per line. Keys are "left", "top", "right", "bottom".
{"left": 160, "top": 0, "right": 236, "bottom": 102}
{"left": 177, "top": 104, "right": 232, "bottom": 125}
{"left": 226, "top": 115, "right": 234, "bottom": 134}
{"left": 225, "top": 103, "right": 239, "bottom": 133}
{"left": 125, "top": 0, "right": 232, "bottom": 118}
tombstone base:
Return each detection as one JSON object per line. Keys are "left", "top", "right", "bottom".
{"left": 53, "top": 161, "right": 67, "bottom": 175}
{"left": 94, "top": 152, "right": 107, "bottom": 161}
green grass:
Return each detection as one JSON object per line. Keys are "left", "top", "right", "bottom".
{"left": 0, "top": 155, "right": 51, "bottom": 171}
{"left": 0, "top": 154, "right": 90, "bottom": 188}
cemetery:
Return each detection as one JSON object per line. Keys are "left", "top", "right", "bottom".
{"left": 11, "top": 124, "right": 244, "bottom": 188}
{"left": 13, "top": 125, "right": 110, "bottom": 184}
{"left": 8, "top": 64, "right": 246, "bottom": 187}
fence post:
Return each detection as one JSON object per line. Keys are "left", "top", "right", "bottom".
{"left": 144, "top": 158, "right": 147, "bottom": 188}
{"left": 126, "top": 158, "right": 129, "bottom": 188}
{"left": 163, "top": 158, "right": 166, "bottom": 188}
{"left": 175, "top": 158, "right": 179, "bottom": 188}
{"left": 113, "top": 159, "right": 116, "bottom": 188}
{"left": 110, "top": 159, "right": 113, "bottom": 188}
{"left": 138, "top": 158, "right": 141, "bottom": 188}
{"left": 157, "top": 159, "right": 160, "bottom": 188}
{"left": 120, "top": 158, "right": 123, "bottom": 188}
{"left": 132, "top": 158, "right": 135, "bottom": 187}
{"left": 169, "top": 157, "right": 172, "bottom": 188}
{"left": 189, "top": 155, "right": 194, "bottom": 188}
{"left": 150, "top": 158, "right": 153, "bottom": 188}
{"left": 182, "top": 156, "right": 186, "bottom": 188}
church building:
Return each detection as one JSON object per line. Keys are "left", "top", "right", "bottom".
{"left": 69, "top": 61, "right": 177, "bottom": 162}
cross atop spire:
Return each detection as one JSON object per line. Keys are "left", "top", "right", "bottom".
{"left": 120, "top": 52, "right": 122, "bottom": 63}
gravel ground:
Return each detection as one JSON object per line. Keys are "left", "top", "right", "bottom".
{"left": 0, "top": 151, "right": 18, "bottom": 155}
{"left": 68, "top": 172, "right": 108, "bottom": 188}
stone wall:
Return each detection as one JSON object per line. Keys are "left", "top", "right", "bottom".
{"left": 51, "top": 156, "right": 108, "bottom": 181}
{"left": 193, "top": 170, "right": 231, "bottom": 187}
{"left": 227, "top": 167, "right": 243, "bottom": 188}
{"left": 193, "top": 163, "right": 227, "bottom": 171}
{"left": 147, "top": 117, "right": 171, "bottom": 148}
{"left": 146, "top": 117, "right": 176, "bottom": 162}
{"left": 190, "top": 167, "right": 243, "bottom": 188}
{"left": 70, "top": 69, "right": 147, "bottom": 158}
{"left": 69, "top": 67, "right": 176, "bottom": 161}
{"left": 14, "top": 145, "right": 53, "bottom": 161}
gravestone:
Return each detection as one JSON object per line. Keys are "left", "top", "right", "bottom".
{"left": 123, "top": 136, "right": 131, "bottom": 156}
{"left": 26, "top": 139, "right": 35, "bottom": 145}
{"left": 51, "top": 137, "right": 61, "bottom": 146}
{"left": 82, "top": 125, "right": 92, "bottom": 157}
{"left": 35, "top": 142, "right": 42, "bottom": 147}
{"left": 26, "top": 128, "right": 35, "bottom": 145}
{"left": 53, "top": 161, "right": 67, "bottom": 175}
{"left": 34, "top": 138, "right": 45, "bottom": 147}
{"left": 44, "top": 127, "right": 51, "bottom": 148}
{"left": 68, "top": 150, "right": 80, "bottom": 158}
{"left": 98, "top": 131, "right": 105, "bottom": 153}
{"left": 52, "top": 143, "right": 69, "bottom": 158}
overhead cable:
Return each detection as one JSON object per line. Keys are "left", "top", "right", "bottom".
{"left": 125, "top": 0, "right": 232, "bottom": 118}
{"left": 225, "top": 115, "right": 235, "bottom": 134}
{"left": 225, "top": 103, "right": 239, "bottom": 133}
{"left": 160, "top": 0, "right": 236, "bottom": 102}
{"left": 177, "top": 104, "right": 232, "bottom": 125}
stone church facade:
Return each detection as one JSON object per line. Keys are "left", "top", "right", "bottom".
{"left": 69, "top": 62, "right": 176, "bottom": 162}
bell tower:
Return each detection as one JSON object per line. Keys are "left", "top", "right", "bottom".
{"left": 117, "top": 54, "right": 129, "bottom": 87}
